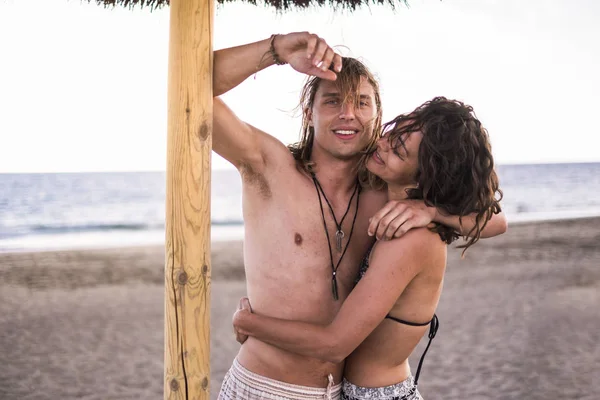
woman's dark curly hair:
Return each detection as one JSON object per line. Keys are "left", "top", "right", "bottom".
{"left": 372, "top": 97, "right": 503, "bottom": 254}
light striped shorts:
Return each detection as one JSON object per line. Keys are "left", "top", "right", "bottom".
{"left": 341, "top": 376, "right": 422, "bottom": 400}
{"left": 218, "top": 358, "right": 342, "bottom": 400}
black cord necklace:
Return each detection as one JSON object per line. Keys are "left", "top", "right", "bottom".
{"left": 312, "top": 175, "right": 360, "bottom": 252}
{"left": 311, "top": 172, "right": 361, "bottom": 300}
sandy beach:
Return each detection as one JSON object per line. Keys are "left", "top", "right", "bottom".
{"left": 1, "top": 218, "right": 599, "bottom": 400}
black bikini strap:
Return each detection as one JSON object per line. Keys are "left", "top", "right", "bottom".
{"left": 385, "top": 314, "right": 431, "bottom": 327}
{"left": 413, "top": 314, "right": 439, "bottom": 386}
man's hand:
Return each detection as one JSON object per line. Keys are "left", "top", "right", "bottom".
{"left": 276, "top": 32, "right": 342, "bottom": 81}
{"left": 233, "top": 297, "right": 252, "bottom": 345}
{"left": 368, "top": 199, "right": 437, "bottom": 241}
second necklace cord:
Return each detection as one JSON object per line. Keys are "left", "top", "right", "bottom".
{"left": 311, "top": 172, "right": 361, "bottom": 301}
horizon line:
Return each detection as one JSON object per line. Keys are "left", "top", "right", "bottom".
{"left": 2, "top": 160, "right": 600, "bottom": 174}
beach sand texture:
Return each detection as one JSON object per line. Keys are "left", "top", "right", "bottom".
{"left": 1, "top": 218, "right": 599, "bottom": 400}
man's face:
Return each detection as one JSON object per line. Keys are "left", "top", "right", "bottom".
{"left": 307, "top": 77, "right": 378, "bottom": 161}
{"left": 366, "top": 127, "right": 423, "bottom": 187}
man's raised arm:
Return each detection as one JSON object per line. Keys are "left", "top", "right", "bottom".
{"left": 214, "top": 32, "right": 342, "bottom": 96}
{"left": 212, "top": 36, "right": 278, "bottom": 170}
{"left": 211, "top": 33, "right": 342, "bottom": 170}
{"left": 213, "top": 37, "right": 273, "bottom": 97}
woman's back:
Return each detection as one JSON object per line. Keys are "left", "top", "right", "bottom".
{"left": 344, "top": 227, "right": 447, "bottom": 388}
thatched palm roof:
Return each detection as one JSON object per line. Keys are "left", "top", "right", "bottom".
{"left": 93, "top": 0, "right": 403, "bottom": 11}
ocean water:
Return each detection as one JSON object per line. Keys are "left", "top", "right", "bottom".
{"left": 1, "top": 163, "right": 600, "bottom": 252}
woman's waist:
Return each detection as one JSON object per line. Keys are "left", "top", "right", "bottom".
{"left": 344, "top": 352, "right": 412, "bottom": 388}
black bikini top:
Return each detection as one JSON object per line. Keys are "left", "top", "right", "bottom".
{"left": 355, "top": 245, "right": 439, "bottom": 386}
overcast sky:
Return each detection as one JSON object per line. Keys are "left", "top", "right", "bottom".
{"left": 1, "top": 0, "right": 598, "bottom": 172}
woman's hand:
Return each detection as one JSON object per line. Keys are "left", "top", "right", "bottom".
{"left": 233, "top": 297, "right": 252, "bottom": 345}
{"left": 368, "top": 199, "right": 437, "bottom": 240}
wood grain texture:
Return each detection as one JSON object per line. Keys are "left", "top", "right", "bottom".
{"left": 164, "top": 0, "right": 213, "bottom": 398}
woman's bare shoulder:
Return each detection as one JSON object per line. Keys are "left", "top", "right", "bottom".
{"left": 372, "top": 227, "right": 445, "bottom": 265}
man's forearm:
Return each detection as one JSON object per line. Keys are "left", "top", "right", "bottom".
{"left": 213, "top": 37, "right": 275, "bottom": 96}
{"left": 435, "top": 210, "right": 507, "bottom": 238}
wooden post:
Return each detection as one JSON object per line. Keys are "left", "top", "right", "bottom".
{"left": 164, "top": 0, "right": 213, "bottom": 398}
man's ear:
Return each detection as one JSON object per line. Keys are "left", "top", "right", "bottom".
{"left": 305, "top": 108, "right": 313, "bottom": 127}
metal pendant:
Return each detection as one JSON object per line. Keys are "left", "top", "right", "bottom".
{"left": 331, "top": 273, "right": 339, "bottom": 301}
{"left": 335, "top": 230, "right": 345, "bottom": 252}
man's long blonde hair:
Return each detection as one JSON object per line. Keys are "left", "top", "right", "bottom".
{"left": 288, "top": 57, "right": 383, "bottom": 184}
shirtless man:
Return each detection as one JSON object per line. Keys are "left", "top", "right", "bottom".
{"left": 213, "top": 32, "right": 507, "bottom": 399}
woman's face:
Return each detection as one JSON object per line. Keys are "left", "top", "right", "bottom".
{"left": 366, "top": 128, "right": 423, "bottom": 187}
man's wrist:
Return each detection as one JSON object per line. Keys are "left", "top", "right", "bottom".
{"left": 269, "top": 34, "right": 288, "bottom": 65}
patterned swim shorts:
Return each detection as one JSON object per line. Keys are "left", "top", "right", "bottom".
{"left": 341, "top": 376, "right": 422, "bottom": 400}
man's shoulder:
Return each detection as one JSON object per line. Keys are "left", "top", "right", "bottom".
{"left": 361, "top": 186, "right": 387, "bottom": 198}
{"left": 359, "top": 186, "right": 388, "bottom": 209}
{"left": 239, "top": 154, "right": 313, "bottom": 200}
